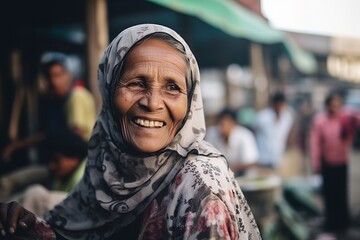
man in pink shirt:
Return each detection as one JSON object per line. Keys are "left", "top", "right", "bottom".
{"left": 310, "top": 91, "right": 360, "bottom": 233}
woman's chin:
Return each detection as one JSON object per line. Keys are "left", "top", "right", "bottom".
{"left": 132, "top": 142, "right": 167, "bottom": 154}
{"left": 124, "top": 126, "right": 174, "bottom": 153}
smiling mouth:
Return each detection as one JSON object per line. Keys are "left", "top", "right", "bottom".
{"left": 133, "top": 118, "right": 165, "bottom": 128}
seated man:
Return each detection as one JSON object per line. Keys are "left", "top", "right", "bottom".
{"left": 206, "top": 108, "right": 259, "bottom": 176}
{"left": 2, "top": 131, "right": 87, "bottom": 216}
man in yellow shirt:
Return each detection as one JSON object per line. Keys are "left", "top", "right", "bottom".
{"left": 40, "top": 52, "right": 96, "bottom": 141}
{"left": 65, "top": 80, "right": 96, "bottom": 141}
{"left": 2, "top": 52, "right": 96, "bottom": 161}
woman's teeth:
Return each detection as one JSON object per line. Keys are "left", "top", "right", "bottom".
{"left": 134, "top": 118, "right": 164, "bottom": 128}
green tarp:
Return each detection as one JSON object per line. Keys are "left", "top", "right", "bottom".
{"left": 149, "top": 0, "right": 317, "bottom": 74}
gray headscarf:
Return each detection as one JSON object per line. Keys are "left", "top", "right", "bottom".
{"left": 44, "top": 24, "right": 259, "bottom": 240}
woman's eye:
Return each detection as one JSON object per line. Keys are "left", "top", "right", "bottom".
{"left": 167, "top": 82, "right": 181, "bottom": 92}
{"left": 127, "top": 80, "right": 145, "bottom": 88}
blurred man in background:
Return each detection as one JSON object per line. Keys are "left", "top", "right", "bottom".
{"left": 206, "top": 108, "right": 259, "bottom": 176}
{"left": 0, "top": 52, "right": 96, "bottom": 198}
{"left": 254, "top": 92, "right": 294, "bottom": 169}
{"left": 2, "top": 52, "right": 96, "bottom": 163}
{"left": 310, "top": 91, "right": 360, "bottom": 233}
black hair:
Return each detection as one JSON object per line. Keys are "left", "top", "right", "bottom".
{"left": 40, "top": 52, "right": 68, "bottom": 77}
{"left": 271, "top": 91, "right": 286, "bottom": 105}
{"left": 45, "top": 131, "right": 87, "bottom": 161}
{"left": 216, "top": 107, "right": 237, "bottom": 122}
{"left": 325, "top": 91, "right": 343, "bottom": 107}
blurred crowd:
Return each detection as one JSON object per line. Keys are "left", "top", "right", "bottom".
{"left": 205, "top": 90, "right": 360, "bottom": 239}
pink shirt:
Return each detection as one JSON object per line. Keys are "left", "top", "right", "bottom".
{"left": 310, "top": 109, "right": 360, "bottom": 171}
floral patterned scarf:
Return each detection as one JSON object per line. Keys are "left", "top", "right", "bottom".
{"left": 44, "top": 24, "right": 259, "bottom": 239}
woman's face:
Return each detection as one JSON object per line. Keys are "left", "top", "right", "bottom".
{"left": 114, "top": 38, "right": 188, "bottom": 153}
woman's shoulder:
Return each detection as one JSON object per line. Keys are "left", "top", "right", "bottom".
{"left": 166, "top": 154, "right": 261, "bottom": 239}
{"left": 182, "top": 154, "right": 230, "bottom": 175}
{"left": 175, "top": 154, "right": 234, "bottom": 194}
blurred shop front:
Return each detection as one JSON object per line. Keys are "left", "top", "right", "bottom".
{"left": 283, "top": 33, "right": 360, "bottom": 113}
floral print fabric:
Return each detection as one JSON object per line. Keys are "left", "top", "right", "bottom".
{"left": 139, "top": 156, "right": 260, "bottom": 239}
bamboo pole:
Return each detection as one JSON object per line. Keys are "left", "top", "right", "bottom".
{"left": 86, "top": 0, "right": 108, "bottom": 112}
{"left": 8, "top": 50, "right": 23, "bottom": 141}
{"left": 250, "top": 43, "right": 269, "bottom": 110}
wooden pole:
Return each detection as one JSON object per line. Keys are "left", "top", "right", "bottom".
{"left": 250, "top": 43, "right": 269, "bottom": 110}
{"left": 86, "top": 0, "right": 108, "bottom": 112}
{"left": 8, "top": 50, "right": 23, "bottom": 141}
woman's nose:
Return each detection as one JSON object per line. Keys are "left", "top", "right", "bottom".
{"left": 138, "top": 89, "right": 164, "bottom": 111}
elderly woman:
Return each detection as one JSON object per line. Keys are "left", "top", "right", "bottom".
{"left": 0, "top": 24, "right": 260, "bottom": 239}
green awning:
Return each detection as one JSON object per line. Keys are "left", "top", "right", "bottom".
{"left": 148, "top": 0, "right": 317, "bottom": 74}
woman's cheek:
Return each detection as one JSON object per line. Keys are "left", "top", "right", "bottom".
{"left": 174, "top": 97, "right": 188, "bottom": 120}
{"left": 115, "top": 90, "right": 133, "bottom": 114}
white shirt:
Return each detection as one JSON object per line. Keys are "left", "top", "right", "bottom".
{"left": 206, "top": 125, "right": 258, "bottom": 166}
{"left": 254, "top": 107, "right": 294, "bottom": 167}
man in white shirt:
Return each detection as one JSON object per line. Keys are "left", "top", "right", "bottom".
{"left": 206, "top": 108, "right": 258, "bottom": 176}
{"left": 254, "top": 92, "right": 294, "bottom": 168}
